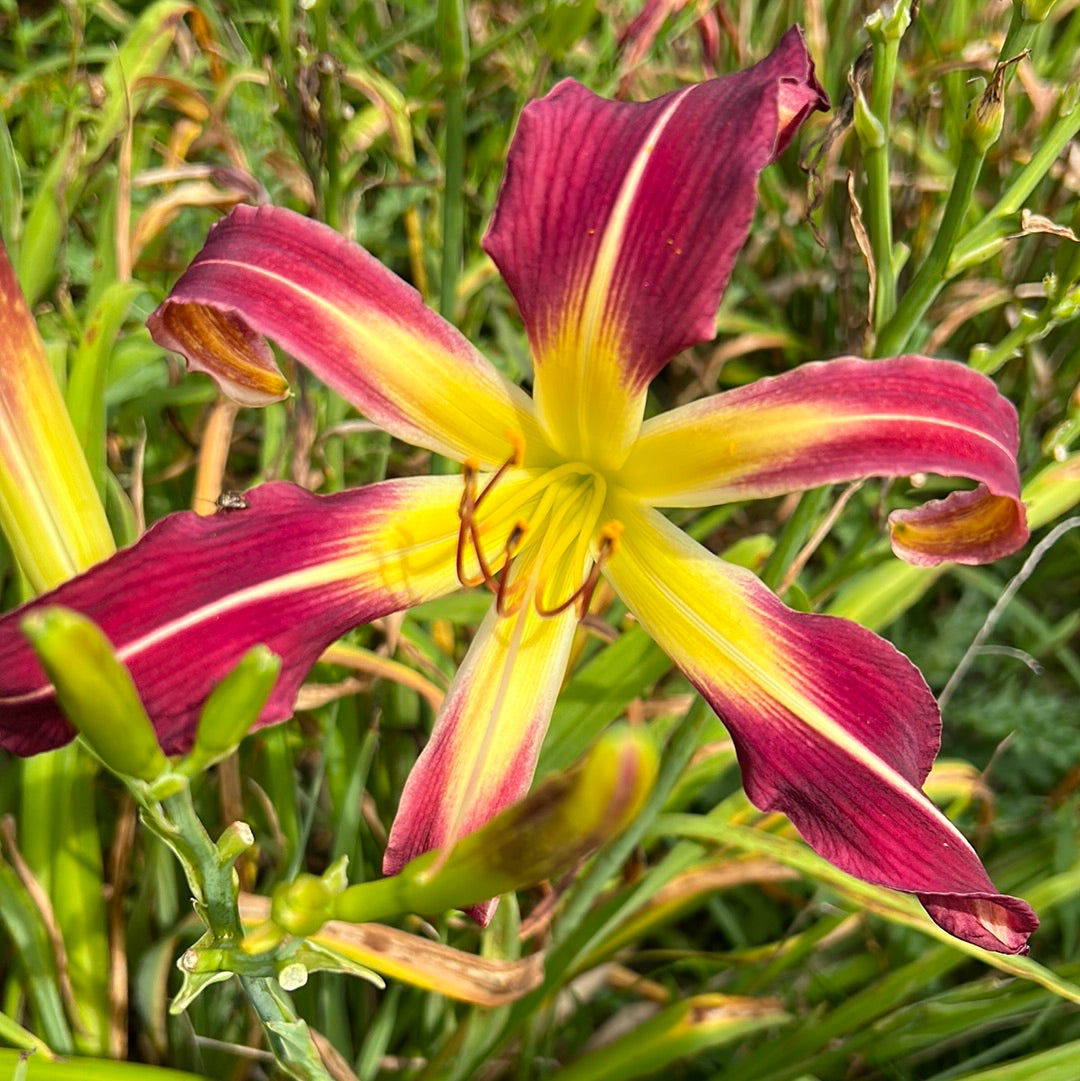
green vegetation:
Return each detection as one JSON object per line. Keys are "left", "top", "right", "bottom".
{"left": 1, "top": 1, "right": 1078, "bottom": 1078}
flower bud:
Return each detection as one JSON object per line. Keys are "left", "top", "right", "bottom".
{"left": 184, "top": 645, "right": 281, "bottom": 771}
{"left": 964, "top": 61, "right": 1010, "bottom": 152}
{"left": 271, "top": 874, "right": 336, "bottom": 938}
{"left": 852, "top": 88, "right": 885, "bottom": 150}
{"left": 865, "top": 0, "right": 912, "bottom": 42}
{"left": 334, "top": 725, "right": 658, "bottom": 922}
{"left": 22, "top": 606, "right": 167, "bottom": 781}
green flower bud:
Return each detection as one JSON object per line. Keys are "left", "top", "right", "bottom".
{"left": 184, "top": 645, "right": 281, "bottom": 771}
{"left": 22, "top": 606, "right": 167, "bottom": 781}
{"left": 865, "top": 0, "right": 912, "bottom": 43}
{"left": 334, "top": 724, "right": 658, "bottom": 922}
{"left": 964, "top": 58, "right": 1023, "bottom": 152}
{"left": 853, "top": 88, "right": 885, "bottom": 150}
{"left": 271, "top": 874, "right": 336, "bottom": 938}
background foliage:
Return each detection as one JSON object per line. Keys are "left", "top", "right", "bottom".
{"left": 1, "top": 0, "right": 1078, "bottom": 1078}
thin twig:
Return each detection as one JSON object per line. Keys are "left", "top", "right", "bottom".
{"left": 939, "top": 517, "right": 1080, "bottom": 712}
{"left": 777, "top": 481, "right": 864, "bottom": 596}
{"left": 0, "top": 816, "right": 85, "bottom": 1036}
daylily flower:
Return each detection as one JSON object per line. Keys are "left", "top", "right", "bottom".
{"left": 0, "top": 28, "right": 1037, "bottom": 952}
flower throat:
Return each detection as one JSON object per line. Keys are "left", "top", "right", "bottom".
{"left": 455, "top": 440, "right": 622, "bottom": 620}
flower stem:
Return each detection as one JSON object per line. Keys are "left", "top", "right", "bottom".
{"left": 874, "top": 11, "right": 1056, "bottom": 355}
{"left": 158, "top": 785, "right": 332, "bottom": 1080}
{"left": 998, "top": 0, "right": 1055, "bottom": 85}
{"left": 862, "top": 0, "right": 912, "bottom": 329}
{"left": 873, "top": 143, "right": 983, "bottom": 356}
{"left": 948, "top": 93, "right": 1080, "bottom": 274}
{"left": 438, "top": 0, "right": 469, "bottom": 321}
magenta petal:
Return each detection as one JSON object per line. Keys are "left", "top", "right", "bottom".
{"left": 148, "top": 205, "right": 541, "bottom": 467}
{"left": 483, "top": 27, "right": 827, "bottom": 394}
{"left": 619, "top": 355, "right": 1029, "bottom": 565}
{"left": 700, "top": 611, "right": 1038, "bottom": 953}
{"left": 604, "top": 500, "right": 1037, "bottom": 954}
{"left": 920, "top": 894, "right": 1038, "bottom": 954}
{"left": 0, "top": 479, "right": 463, "bottom": 755}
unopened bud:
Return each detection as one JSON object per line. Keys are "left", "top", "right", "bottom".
{"left": 852, "top": 88, "right": 885, "bottom": 150}
{"left": 865, "top": 0, "right": 912, "bottom": 42}
{"left": 964, "top": 55, "right": 1025, "bottom": 152}
{"left": 184, "top": 645, "right": 281, "bottom": 771}
{"left": 335, "top": 725, "right": 658, "bottom": 922}
{"left": 22, "top": 607, "right": 167, "bottom": 781}
{"left": 271, "top": 874, "right": 335, "bottom": 938}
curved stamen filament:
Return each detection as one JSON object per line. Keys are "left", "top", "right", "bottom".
{"left": 535, "top": 520, "right": 623, "bottom": 618}
{"left": 455, "top": 461, "right": 490, "bottom": 589}
{"left": 496, "top": 521, "right": 530, "bottom": 616}
{"left": 531, "top": 475, "right": 604, "bottom": 613}
{"left": 456, "top": 442, "right": 526, "bottom": 591}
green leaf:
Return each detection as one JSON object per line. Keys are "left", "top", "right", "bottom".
{"left": 88, "top": 0, "right": 192, "bottom": 161}
{"left": 540, "top": 625, "right": 671, "bottom": 775}
{"left": 549, "top": 994, "right": 790, "bottom": 1081}
{"left": 67, "top": 280, "right": 144, "bottom": 497}
{"left": 0, "top": 1050, "right": 211, "bottom": 1080}
{"left": 948, "top": 1040, "right": 1080, "bottom": 1081}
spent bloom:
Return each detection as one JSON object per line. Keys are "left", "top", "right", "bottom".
{"left": 0, "top": 29, "right": 1036, "bottom": 952}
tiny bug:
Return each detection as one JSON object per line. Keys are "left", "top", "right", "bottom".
{"left": 214, "top": 490, "right": 250, "bottom": 512}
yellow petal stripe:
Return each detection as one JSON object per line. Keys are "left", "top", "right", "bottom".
{"left": 531, "top": 90, "right": 693, "bottom": 472}
{"left": 384, "top": 574, "right": 580, "bottom": 879}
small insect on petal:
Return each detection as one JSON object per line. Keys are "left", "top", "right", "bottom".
{"left": 215, "top": 490, "right": 251, "bottom": 513}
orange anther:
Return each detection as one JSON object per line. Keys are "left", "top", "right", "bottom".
{"left": 599, "top": 520, "right": 624, "bottom": 557}
{"left": 504, "top": 429, "right": 525, "bottom": 467}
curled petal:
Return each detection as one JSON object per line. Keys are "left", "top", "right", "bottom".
{"left": 0, "top": 479, "right": 464, "bottom": 755}
{"left": 384, "top": 595, "right": 579, "bottom": 925}
{"left": 603, "top": 495, "right": 1036, "bottom": 953}
{"left": 149, "top": 206, "right": 544, "bottom": 468}
{"left": 618, "top": 356, "right": 1029, "bottom": 565}
{"left": 888, "top": 486, "right": 1026, "bottom": 566}
{"left": 483, "top": 26, "right": 827, "bottom": 469}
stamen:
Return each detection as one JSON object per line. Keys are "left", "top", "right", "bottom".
{"left": 535, "top": 520, "right": 624, "bottom": 618}
{"left": 454, "top": 433, "right": 624, "bottom": 624}
{"left": 455, "top": 460, "right": 487, "bottom": 588}
{"left": 495, "top": 521, "right": 529, "bottom": 617}
{"left": 455, "top": 446, "right": 522, "bottom": 591}
{"left": 475, "top": 433, "right": 523, "bottom": 508}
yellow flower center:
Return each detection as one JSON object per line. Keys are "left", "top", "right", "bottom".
{"left": 456, "top": 441, "right": 622, "bottom": 619}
